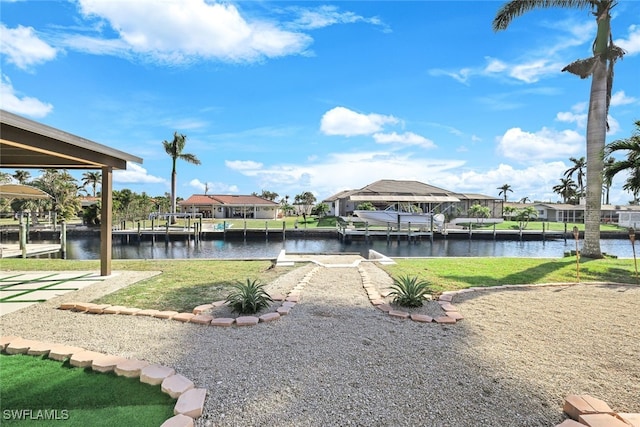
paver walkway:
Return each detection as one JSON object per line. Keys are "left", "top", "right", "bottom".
{"left": 0, "top": 272, "right": 106, "bottom": 316}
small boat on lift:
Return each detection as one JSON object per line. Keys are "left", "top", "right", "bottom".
{"left": 353, "top": 204, "right": 445, "bottom": 229}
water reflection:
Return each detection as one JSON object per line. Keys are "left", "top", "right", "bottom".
{"left": 57, "top": 236, "right": 636, "bottom": 259}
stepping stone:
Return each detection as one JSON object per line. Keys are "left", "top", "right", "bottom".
{"left": 87, "top": 304, "right": 112, "bottom": 314}
{"left": 117, "top": 307, "right": 141, "bottom": 315}
{"left": 438, "top": 294, "right": 453, "bottom": 302}
{"left": 211, "top": 318, "right": 234, "bottom": 327}
{"left": 388, "top": 310, "right": 409, "bottom": 319}
{"left": 285, "top": 295, "right": 300, "bottom": 303}
{"left": 269, "top": 293, "right": 286, "bottom": 301}
{"left": 115, "top": 359, "right": 150, "bottom": 378}
{"left": 73, "top": 302, "right": 99, "bottom": 312}
{"left": 162, "top": 374, "right": 195, "bottom": 399}
{"left": 277, "top": 306, "right": 291, "bottom": 315}
{"left": 141, "top": 364, "right": 176, "bottom": 385}
{"left": 134, "top": 309, "right": 160, "bottom": 317}
{"left": 161, "top": 414, "right": 194, "bottom": 427}
{"left": 259, "top": 312, "right": 280, "bottom": 323}
{"left": 377, "top": 304, "right": 392, "bottom": 313}
{"left": 555, "top": 420, "right": 584, "bottom": 427}
{"left": 410, "top": 314, "right": 433, "bottom": 323}
{"left": 211, "top": 300, "right": 227, "bottom": 307}
{"left": 563, "top": 395, "right": 612, "bottom": 420}
{"left": 447, "top": 312, "right": 464, "bottom": 321}
{"left": 435, "top": 316, "right": 456, "bottom": 324}
{"left": 192, "top": 304, "right": 213, "bottom": 314}
{"left": 190, "top": 314, "right": 214, "bottom": 325}
{"left": 0, "top": 336, "right": 20, "bottom": 351}
{"left": 58, "top": 302, "right": 79, "bottom": 310}
{"left": 619, "top": 413, "right": 640, "bottom": 427}
{"left": 282, "top": 301, "right": 296, "bottom": 308}
{"left": 5, "top": 339, "right": 38, "bottom": 355}
{"left": 579, "top": 413, "right": 629, "bottom": 427}
{"left": 236, "top": 316, "right": 259, "bottom": 326}
{"left": 370, "top": 299, "right": 386, "bottom": 306}
{"left": 154, "top": 311, "right": 180, "bottom": 319}
{"left": 92, "top": 355, "right": 128, "bottom": 373}
{"left": 438, "top": 302, "right": 458, "bottom": 312}
{"left": 103, "top": 306, "right": 129, "bottom": 314}
{"left": 174, "top": 388, "right": 207, "bottom": 418}
{"left": 27, "top": 341, "right": 55, "bottom": 356}
{"left": 172, "top": 313, "right": 195, "bottom": 322}
{"left": 70, "top": 350, "right": 105, "bottom": 368}
{"left": 48, "top": 344, "right": 85, "bottom": 361}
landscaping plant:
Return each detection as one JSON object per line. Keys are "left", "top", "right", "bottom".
{"left": 388, "top": 275, "right": 431, "bottom": 307}
{"left": 225, "top": 279, "right": 273, "bottom": 314}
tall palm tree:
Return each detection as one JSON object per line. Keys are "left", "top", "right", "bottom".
{"left": 604, "top": 120, "right": 640, "bottom": 203}
{"left": 494, "top": 0, "right": 625, "bottom": 258}
{"left": 564, "top": 156, "right": 586, "bottom": 199}
{"left": 81, "top": 171, "right": 101, "bottom": 197}
{"left": 162, "top": 132, "right": 201, "bottom": 219}
{"left": 12, "top": 170, "right": 31, "bottom": 184}
{"left": 553, "top": 177, "right": 578, "bottom": 204}
{"left": 497, "top": 184, "right": 513, "bottom": 202}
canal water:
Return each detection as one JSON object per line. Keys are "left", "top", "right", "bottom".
{"left": 56, "top": 235, "right": 636, "bottom": 260}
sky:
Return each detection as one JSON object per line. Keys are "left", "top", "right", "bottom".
{"left": 1, "top": 0, "right": 639, "bottom": 206}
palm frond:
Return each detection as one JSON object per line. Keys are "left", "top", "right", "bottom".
{"left": 493, "top": 0, "right": 592, "bottom": 31}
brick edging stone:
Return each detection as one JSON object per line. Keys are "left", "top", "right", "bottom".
{"left": 0, "top": 336, "right": 206, "bottom": 427}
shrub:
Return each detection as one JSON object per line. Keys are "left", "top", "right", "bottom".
{"left": 388, "top": 275, "right": 431, "bottom": 307}
{"left": 225, "top": 279, "right": 273, "bottom": 314}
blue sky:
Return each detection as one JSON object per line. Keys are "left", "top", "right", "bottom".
{"left": 1, "top": 0, "right": 639, "bottom": 205}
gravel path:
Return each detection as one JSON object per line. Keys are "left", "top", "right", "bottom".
{"left": 1, "top": 259, "right": 638, "bottom": 427}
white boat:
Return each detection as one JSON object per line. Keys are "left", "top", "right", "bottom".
{"left": 353, "top": 205, "right": 445, "bottom": 228}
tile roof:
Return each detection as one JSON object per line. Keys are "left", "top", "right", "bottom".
{"left": 179, "top": 194, "right": 278, "bottom": 206}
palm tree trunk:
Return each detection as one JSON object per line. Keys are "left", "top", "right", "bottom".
{"left": 582, "top": 56, "right": 607, "bottom": 258}
{"left": 170, "top": 159, "right": 177, "bottom": 224}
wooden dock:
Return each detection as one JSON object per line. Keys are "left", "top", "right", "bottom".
{"left": 1, "top": 243, "right": 62, "bottom": 258}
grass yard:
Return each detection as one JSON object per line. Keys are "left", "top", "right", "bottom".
{"left": 1, "top": 257, "right": 636, "bottom": 311}
{"left": 381, "top": 257, "right": 637, "bottom": 293}
{"left": 0, "top": 354, "right": 174, "bottom": 427}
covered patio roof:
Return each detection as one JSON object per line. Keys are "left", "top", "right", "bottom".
{"left": 0, "top": 109, "right": 143, "bottom": 276}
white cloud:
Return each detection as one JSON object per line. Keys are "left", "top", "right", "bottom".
{"left": 615, "top": 24, "right": 640, "bottom": 56}
{"left": 0, "top": 74, "right": 53, "bottom": 118}
{"left": 0, "top": 24, "right": 57, "bottom": 70}
{"left": 508, "top": 59, "right": 565, "bottom": 83}
{"left": 372, "top": 132, "right": 436, "bottom": 149}
{"left": 70, "top": 0, "right": 312, "bottom": 64}
{"left": 113, "top": 163, "right": 166, "bottom": 184}
{"left": 189, "top": 178, "right": 238, "bottom": 193}
{"left": 320, "top": 106, "right": 399, "bottom": 136}
{"left": 610, "top": 90, "right": 637, "bottom": 106}
{"left": 290, "top": 5, "right": 389, "bottom": 32}
{"left": 497, "top": 127, "right": 582, "bottom": 161}
{"left": 225, "top": 160, "right": 264, "bottom": 171}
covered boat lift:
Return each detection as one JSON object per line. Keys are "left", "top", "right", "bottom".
{"left": 0, "top": 109, "right": 143, "bottom": 276}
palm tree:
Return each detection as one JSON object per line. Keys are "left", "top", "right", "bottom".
{"left": 553, "top": 177, "right": 578, "bottom": 204}
{"left": 162, "top": 132, "right": 201, "bottom": 220}
{"left": 494, "top": 1, "right": 625, "bottom": 258}
{"left": 564, "top": 156, "right": 586, "bottom": 199}
{"left": 12, "top": 170, "right": 31, "bottom": 184}
{"left": 604, "top": 120, "right": 640, "bottom": 203}
{"left": 81, "top": 171, "right": 101, "bottom": 197}
{"left": 497, "top": 184, "right": 513, "bottom": 202}
{"left": 602, "top": 156, "right": 615, "bottom": 204}
{"left": 518, "top": 196, "right": 531, "bottom": 204}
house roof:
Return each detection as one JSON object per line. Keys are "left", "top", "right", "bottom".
{"left": 179, "top": 194, "right": 279, "bottom": 206}
{"left": 0, "top": 184, "right": 52, "bottom": 200}
{"left": 324, "top": 179, "right": 461, "bottom": 203}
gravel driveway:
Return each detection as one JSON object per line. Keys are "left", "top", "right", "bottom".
{"left": 1, "top": 259, "right": 638, "bottom": 427}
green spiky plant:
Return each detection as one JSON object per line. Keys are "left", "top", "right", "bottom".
{"left": 388, "top": 275, "right": 431, "bottom": 307}
{"left": 225, "top": 279, "right": 273, "bottom": 314}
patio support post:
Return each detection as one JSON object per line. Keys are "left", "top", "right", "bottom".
{"left": 100, "top": 166, "right": 113, "bottom": 276}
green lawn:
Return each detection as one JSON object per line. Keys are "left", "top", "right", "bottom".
{"left": 1, "top": 257, "right": 636, "bottom": 311}
{"left": 0, "top": 354, "right": 174, "bottom": 427}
